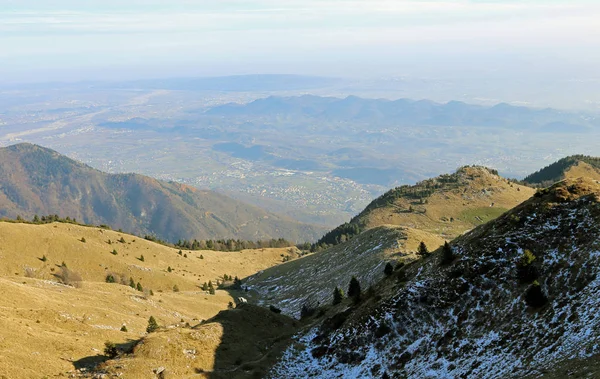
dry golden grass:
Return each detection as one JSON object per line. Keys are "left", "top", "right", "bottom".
{"left": 0, "top": 222, "right": 296, "bottom": 379}
{"left": 360, "top": 166, "right": 535, "bottom": 240}
{"left": 99, "top": 304, "right": 297, "bottom": 379}
{"left": 563, "top": 161, "right": 600, "bottom": 182}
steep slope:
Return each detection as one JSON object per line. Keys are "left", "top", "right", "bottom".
{"left": 0, "top": 221, "right": 297, "bottom": 378}
{"left": 0, "top": 143, "right": 325, "bottom": 242}
{"left": 523, "top": 155, "right": 600, "bottom": 187}
{"left": 271, "top": 177, "right": 600, "bottom": 378}
{"left": 245, "top": 226, "right": 444, "bottom": 318}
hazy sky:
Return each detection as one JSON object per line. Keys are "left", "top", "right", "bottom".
{"left": 1, "top": 0, "right": 600, "bottom": 82}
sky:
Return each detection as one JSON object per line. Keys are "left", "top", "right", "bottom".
{"left": 1, "top": 0, "right": 600, "bottom": 83}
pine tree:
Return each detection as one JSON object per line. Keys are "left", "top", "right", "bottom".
{"left": 348, "top": 276, "right": 361, "bottom": 303}
{"left": 440, "top": 241, "right": 456, "bottom": 265}
{"left": 136, "top": 282, "right": 143, "bottom": 292}
{"left": 332, "top": 286, "right": 344, "bottom": 305}
{"left": 129, "top": 277, "right": 135, "bottom": 288}
{"left": 417, "top": 241, "right": 429, "bottom": 257}
{"left": 384, "top": 262, "right": 394, "bottom": 276}
{"left": 146, "top": 316, "right": 159, "bottom": 333}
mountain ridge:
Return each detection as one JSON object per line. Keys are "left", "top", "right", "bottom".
{"left": 0, "top": 143, "right": 325, "bottom": 242}
{"left": 270, "top": 177, "right": 600, "bottom": 378}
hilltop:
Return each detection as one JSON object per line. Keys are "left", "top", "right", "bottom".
{"left": 0, "top": 221, "right": 298, "bottom": 378}
{"left": 523, "top": 155, "right": 600, "bottom": 187}
{"left": 271, "top": 177, "right": 600, "bottom": 378}
{"left": 317, "top": 166, "right": 534, "bottom": 249}
{"left": 0, "top": 143, "right": 325, "bottom": 242}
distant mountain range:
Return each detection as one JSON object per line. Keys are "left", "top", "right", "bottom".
{"left": 0, "top": 143, "right": 326, "bottom": 242}
{"left": 208, "top": 95, "right": 598, "bottom": 132}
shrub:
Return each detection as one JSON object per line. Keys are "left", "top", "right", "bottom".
{"left": 146, "top": 316, "right": 159, "bottom": 333}
{"left": 233, "top": 277, "right": 243, "bottom": 289}
{"left": 348, "top": 277, "right": 361, "bottom": 303}
{"left": 111, "top": 249, "right": 118, "bottom": 255}
{"left": 104, "top": 341, "right": 118, "bottom": 358}
{"left": 300, "top": 301, "right": 317, "bottom": 319}
{"left": 54, "top": 266, "right": 82, "bottom": 287}
{"left": 24, "top": 267, "right": 36, "bottom": 278}
{"left": 129, "top": 277, "right": 135, "bottom": 288}
{"left": 139, "top": 255, "right": 145, "bottom": 262}
{"left": 167, "top": 266, "right": 172, "bottom": 272}
{"left": 525, "top": 281, "right": 548, "bottom": 308}
{"left": 120, "top": 325, "right": 128, "bottom": 332}
{"left": 516, "top": 249, "right": 538, "bottom": 284}
{"left": 209, "top": 287, "right": 215, "bottom": 295}
{"left": 332, "top": 286, "right": 344, "bottom": 305}
{"left": 173, "top": 284, "right": 180, "bottom": 292}
{"left": 40, "top": 255, "right": 47, "bottom": 262}
{"left": 119, "top": 237, "right": 126, "bottom": 243}
{"left": 384, "top": 262, "right": 394, "bottom": 276}
{"left": 80, "top": 237, "right": 86, "bottom": 243}
{"left": 105, "top": 274, "right": 115, "bottom": 283}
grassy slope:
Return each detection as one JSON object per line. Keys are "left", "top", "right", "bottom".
{"left": 523, "top": 155, "right": 600, "bottom": 186}
{"left": 99, "top": 304, "right": 298, "bottom": 379}
{"left": 355, "top": 166, "right": 535, "bottom": 240}
{"left": 0, "top": 222, "right": 296, "bottom": 379}
{"left": 0, "top": 143, "right": 325, "bottom": 242}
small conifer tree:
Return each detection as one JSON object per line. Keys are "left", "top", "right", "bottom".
{"left": 440, "top": 241, "right": 456, "bottom": 265}
{"left": 136, "top": 282, "right": 143, "bottom": 292}
{"left": 332, "top": 286, "right": 344, "bottom": 305}
{"left": 104, "top": 341, "right": 118, "bottom": 358}
{"left": 384, "top": 262, "right": 394, "bottom": 276}
{"left": 348, "top": 276, "right": 361, "bottom": 303}
{"left": 146, "top": 316, "right": 159, "bottom": 333}
{"left": 129, "top": 277, "right": 135, "bottom": 288}
{"left": 417, "top": 241, "right": 429, "bottom": 257}
{"left": 173, "top": 284, "right": 180, "bottom": 292}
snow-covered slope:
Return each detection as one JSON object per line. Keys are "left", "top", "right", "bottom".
{"left": 270, "top": 177, "right": 600, "bottom": 378}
